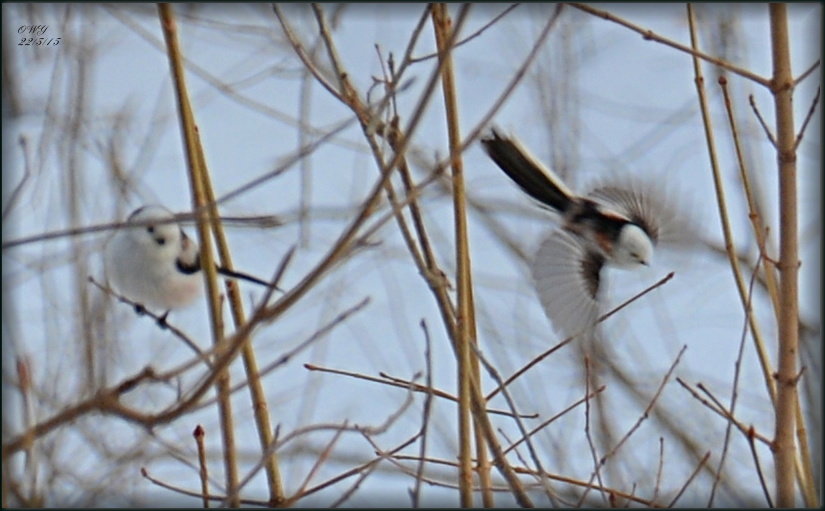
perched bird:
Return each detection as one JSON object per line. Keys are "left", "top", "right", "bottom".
{"left": 104, "top": 205, "right": 276, "bottom": 317}
{"left": 481, "top": 128, "right": 688, "bottom": 340}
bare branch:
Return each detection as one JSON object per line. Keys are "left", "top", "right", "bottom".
{"left": 749, "top": 94, "right": 778, "bottom": 147}
{"left": 794, "top": 87, "right": 821, "bottom": 151}
{"left": 569, "top": 3, "right": 772, "bottom": 87}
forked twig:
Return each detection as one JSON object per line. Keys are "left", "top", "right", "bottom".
{"left": 748, "top": 94, "right": 778, "bottom": 147}
{"left": 486, "top": 272, "right": 675, "bottom": 400}
{"left": 794, "top": 87, "right": 820, "bottom": 150}
{"left": 502, "top": 385, "right": 606, "bottom": 455}
{"left": 409, "top": 4, "right": 520, "bottom": 63}
{"left": 306, "top": 363, "right": 535, "bottom": 419}
{"left": 88, "top": 277, "right": 211, "bottom": 366}
{"left": 577, "top": 346, "right": 687, "bottom": 505}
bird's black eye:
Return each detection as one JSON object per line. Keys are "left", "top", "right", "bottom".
{"left": 146, "top": 225, "right": 166, "bottom": 245}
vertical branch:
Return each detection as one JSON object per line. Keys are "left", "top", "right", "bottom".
{"left": 61, "top": 10, "right": 96, "bottom": 392}
{"left": 157, "top": 4, "right": 240, "bottom": 505}
{"left": 769, "top": 4, "right": 800, "bottom": 508}
{"left": 430, "top": 4, "right": 485, "bottom": 506}
{"left": 719, "top": 79, "right": 782, "bottom": 323}
{"left": 687, "top": 6, "right": 811, "bottom": 503}
{"left": 685, "top": 7, "right": 777, "bottom": 406}
{"left": 720, "top": 77, "right": 817, "bottom": 507}
{"left": 194, "top": 425, "right": 210, "bottom": 508}
{"left": 193, "top": 140, "right": 286, "bottom": 506}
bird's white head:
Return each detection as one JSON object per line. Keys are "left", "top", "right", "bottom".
{"left": 613, "top": 223, "right": 653, "bottom": 268}
{"left": 125, "top": 205, "right": 189, "bottom": 261}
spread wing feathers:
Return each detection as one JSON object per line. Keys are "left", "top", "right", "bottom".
{"left": 586, "top": 177, "right": 700, "bottom": 247}
{"left": 530, "top": 229, "right": 604, "bottom": 340}
{"left": 481, "top": 129, "right": 574, "bottom": 213}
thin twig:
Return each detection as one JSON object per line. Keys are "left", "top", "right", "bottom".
{"left": 140, "top": 467, "right": 264, "bottom": 507}
{"left": 708, "top": 251, "right": 761, "bottom": 506}
{"left": 292, "top": 423, "right": 347, "bottom": 502}
{"left": 793, "top": 59, "right": 821, "bottom": 87}
{"left": 793, "top": 86, "right": 820, "bottom": 150}
{"left": 747, "top": 426, "right": 774, "bottom": 507}
{"left": 306, "top": 364, "right": 534, "bottom": 418}
{"left": 652, "top": 437, "right": 664, "bottom": 503}
{"left": 689, "top": 3, "right": 780, "bottom": 431}
{"left": 503, "top": 384, "right": 606, "bottom": 455}
{"left": 569, "top": 3, "right": 771, "bottom": 87}
{"left": 582, "top": 357, "right": 608, "bottom": 506}
{"left": 409, "top": 320, "right": 434, "bottom": 508}
{"left": 187, "top": 297, "right": 369, "bottom": 416}
{"left": 386, "top": 451, "right": 663, "bottom": 507}
{"left": 88, "top": 277, "right": 211, "bottom": 366}
{"left": 748, "top": 94, "right": 778, "bottom": 147}
{"left": 16, "top": 358, "right": 38, "bottom": 502}
{"left": 667, "top": 451, "right": 711, "bottom": 507}
{"left": 2, "top": 211, "right": 281, "bottom": 250}
{"left": 295, "top": 434, "right": 421, "bottom": 502}
{"left": 578, "top": 346, "right": 687, "bottom": 504}
{"left": 409, "top": 4, "right": 520, "bottom": 63}
{"left": 229, "top": 373, "right": 416, "bottom": 506}
{"left": 675, "top": 378, "right": 772, "bottom": 446}
{"left": 718, "top": 76, "right": 781, "bottom": 327}
{"left": 2, "top": 136, "right": 33, "bottom": 220}
{"left": 471, "top": 343, "right": 558, "bottom": 504}
{"left": 486, "top": 271, "right": 675, "bottom": 400}
{"left": 328, "top": 433, "right": 385, "bottom": 508}
{"left": 193, "top": 425, "right": 209, "bottom": 508}
{"left": 272, "top": 4, "right": 346, "bottom": 102}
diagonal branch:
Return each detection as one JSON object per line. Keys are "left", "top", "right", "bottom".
{"left": 569, "top": 3, "right": 772, "bottom": 87}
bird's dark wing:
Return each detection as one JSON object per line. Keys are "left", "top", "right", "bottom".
{"left": 586, "top": 184, "right": 661, "bottom": 242}
{"left": 481, "top": 129, "right": 574, "bottom": 213}
{"left": 587, "top": 175, "right": 705, "bottom": 264}
{"left": 531, "top": 229, "right": 604, "bottom": 340}
{"left": 587, "top": 176, "right": 703, "bottom": 248}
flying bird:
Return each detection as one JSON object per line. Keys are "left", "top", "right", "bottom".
{"left": 481, "top": 128, "right": 688, "bottom": 340}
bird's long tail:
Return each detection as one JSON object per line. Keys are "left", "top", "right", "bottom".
{"left": 216, "top": 265, "right": 283, "bottom": 291}
{"left": 481, "top": 129, "right": 574, "bottom": 213}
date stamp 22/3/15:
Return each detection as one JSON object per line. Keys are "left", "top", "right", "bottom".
{"left": 17, "top": 25, "right": 60, "bottom": 46}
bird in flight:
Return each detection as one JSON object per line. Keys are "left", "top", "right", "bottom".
{"left": 481, "top": 128, "right": 689, "bottom": 341}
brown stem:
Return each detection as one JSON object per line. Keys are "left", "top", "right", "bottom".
{"left": 430, "top": 4, "right": 484, "bottom": 507}
{"left": 156, "top": 5, "right": 240, "bottom": 504}
{"left": 769, "top": 4, "right": 801, "bottom": 507}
